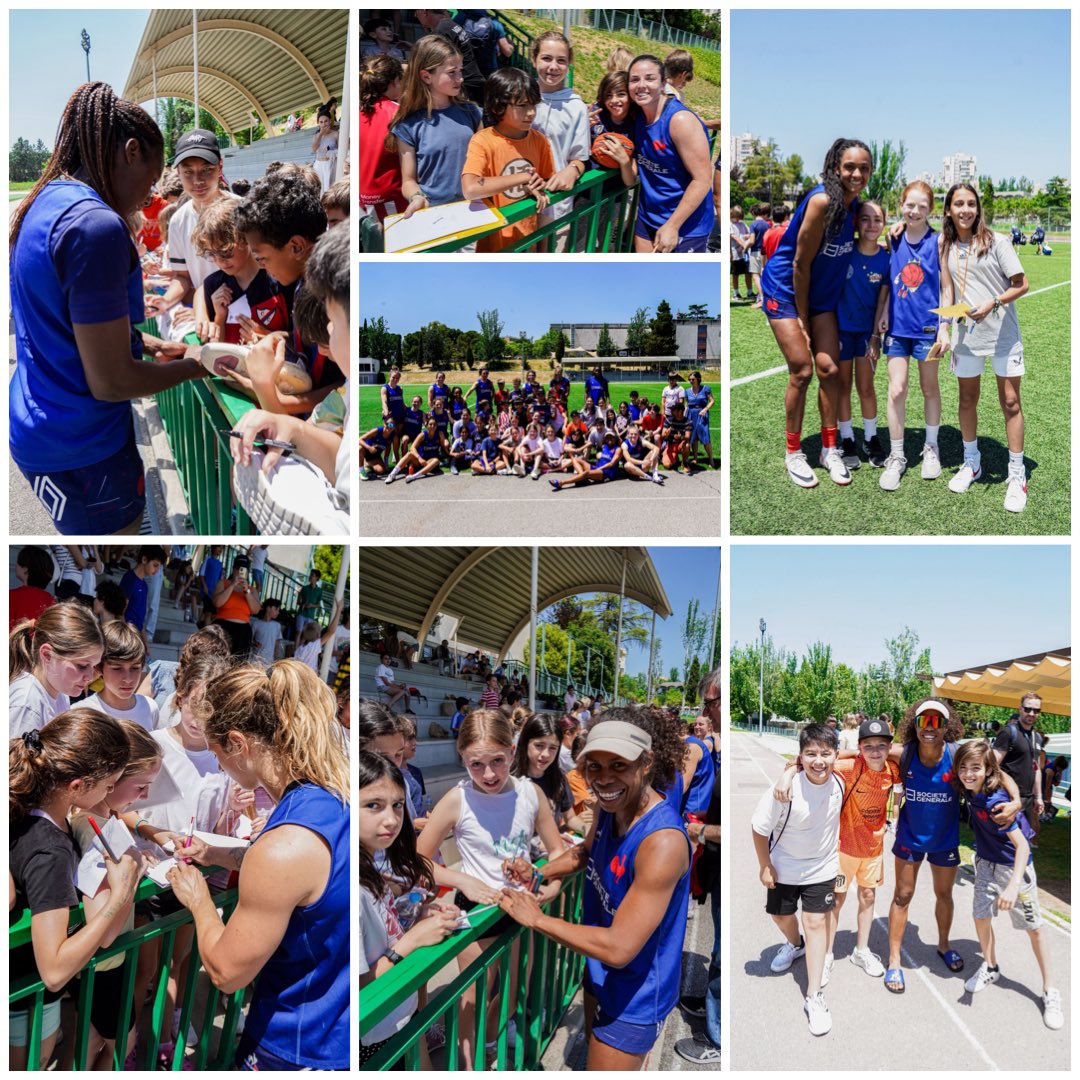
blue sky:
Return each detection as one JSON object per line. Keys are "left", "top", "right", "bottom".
{"left": 730, "top": 545, "right": 1070, "bottom": 674}
{"left": 360, "top": 264, "right": 722, "bottom": 337}
{"left": 10, "top": 11, "right": 151, "bottom": 147}
{"left": 732, "top": 9, "right": 1070, "bottom": 184}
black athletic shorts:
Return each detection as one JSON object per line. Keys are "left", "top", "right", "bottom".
{"left": 764, "top": 877, "right": 837, "bottom": 917}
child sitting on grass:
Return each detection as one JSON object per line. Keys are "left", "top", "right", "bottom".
{"left": 83, "top": 620, "right": 161, "bottom": 731}
{"left": 462, "top": 68, "right": 554, "bottom": 253}
{"left": 191, "top": 198, "right": 288, "bottom": 345}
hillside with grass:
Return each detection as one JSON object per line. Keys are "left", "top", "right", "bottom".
{"left": 498, "top": 9, "right": 720, "bottom": 125}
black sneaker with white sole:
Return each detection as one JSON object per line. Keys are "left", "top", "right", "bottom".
{"left": 840, "top": 437, "right": 861, "bottom": 469}
{"left": 864, "top": 434, "right": 887, "bottom": 468}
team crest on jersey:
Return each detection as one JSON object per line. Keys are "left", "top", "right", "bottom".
{"left": 610, "top": 853, "right": 628, "bottom": 881}
{"left": 252, "top": 293, "right": 288, "bottom": 330}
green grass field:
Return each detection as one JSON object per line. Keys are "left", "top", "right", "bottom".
{"left": 730, "top": 244, "right": 1070, "bottom": 535}
{"left": 359, "top": 379, "right": 720, "bottom": 460}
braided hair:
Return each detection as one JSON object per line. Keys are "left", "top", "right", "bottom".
{"left": 820, "top": 138, "right": 871, "bottom": 240}
{"left": 10, "top": 81, "right": 163, "bottom": 249}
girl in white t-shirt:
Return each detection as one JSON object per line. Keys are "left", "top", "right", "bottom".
{"left": 417, "top": 709, "right": 564, "bottom": 1066}
{"left": 359, "top": 750, "right": 459, "bottom": 1067}
{"left": 515, "top": 422, "right": 544, "bottom": 478}
{"left": 540, "top": 423, "right": 570, "bottom": 476}
{"left": 939, "top": 183, "right": 1031, "bottom": 512}
{"left": 292, "top": 599, "right": 344, "bottom": 672}
{"left": 9, "top": 601, "right": 103, "bottom": 738}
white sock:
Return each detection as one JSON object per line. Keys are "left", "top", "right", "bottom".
{"left": 891, "top": 438, "right": 905, "bottom": 458}
{"left": 925, "top": 424, "right": 939, "bottom": 447}
{"left": 863, "top": 416, "right": 878, "bottom": 439}
{"left": 838, "top": 419, "right": 854, "bottom": 441}
{"left": 1009, "top": 450, "right": 1025, "bottom": 471}
{"left": 963, "top": 438, "right": 980, "bottom": 465}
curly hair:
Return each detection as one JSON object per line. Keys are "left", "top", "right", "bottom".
{"left": 895, "top": 698, "right": 964, "bottom": 745}
{"left": 234, "top": 171, "right": 327, "bottom": 248}
{"left": 591, "top": 705, "right": 685, "bottom": 791}
{"left": 820, "top": 138, "right": 871, "bottom": 240}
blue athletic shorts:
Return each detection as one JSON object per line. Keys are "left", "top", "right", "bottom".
{"left": 236, "top": 1035, "right": 326, "bottom": 1070}
{"left": 19, "top": 420, "right": 145, "bottom": 535}
{"left": 591, "top": 1005, "right": 665, "bottom": 1055}
{"left": 892, "top": 841, "right": 960, "bottom": 867}
{"left": 884, "top": 335, "right": 935, "bottom": 361}
{"left": 633, "top": 220, "right": 709, "bottom": 253}
{"left": 762, "top": 293, "right": 834, "bottom": 322}
{"left": 838, "top": 331, "right": 873, "bottom": 361}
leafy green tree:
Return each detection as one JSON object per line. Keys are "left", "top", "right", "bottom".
{"left": 366, "top": 316, "right": 396, "bottom": 364}
{"left": 685, "top": 303, "right": 711, "bottom": 320}
{"left": 555, "top": 333, "right": 566, "bottom": 362}
{"left": 597, "top": 323, "right": 617, "bottom": 357}
{"left": 979, "top": 177, "right": 995, "bottom": 225}
{"left": 358, "top": 319, "right": 370, "bottom": 358}
{"left": 476, "top": 308, "right": 506, "bottom": 362}
{"left": 866, "top": 139, "right": 907, "bottom": 213}
{"left": 680, "top": 598, "right": 708, "bottom": 705}
{"left": 645, "top": 300, "right": 677, "bottom": 356}
{"left": 626, "top": 306, "right": 649, "bottom": 356}
{"left": 685, "top": 656, "right": 702, "bottom": 706}
{"left": 794, "top": 641, "right": 839, "bottom": 723}
{"left": 312, "top": 546, "right": 345, "bottom": 585}
{"left": 9, "top": 136, "right": 51, "bottom": 182}
{"left": 741, "top": 139, "right": 786, "bottom": 206}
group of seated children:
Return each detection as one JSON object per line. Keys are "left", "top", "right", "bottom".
{"left": 361, "top": 366, "right": 714, "bottom": 489}
{"left": 360, "top": 22, "right": 716, "bottom": 252}
{"left": 136, "top": 131, "right": 351, "bottom": 532}
{"left": 8, "top": 590, "right": 350, "bottom": 1069}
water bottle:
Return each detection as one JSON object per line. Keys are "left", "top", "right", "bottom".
{"left": 393, "top": 888, "right": 429, "bottom": 931}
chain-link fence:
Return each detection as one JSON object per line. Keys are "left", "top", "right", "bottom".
{"left": 525, "top": 8, "right": 721, "bottom": 51}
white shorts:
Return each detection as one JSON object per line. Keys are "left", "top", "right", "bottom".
{"left": 749, "top": 250, "right": 764, "bottom": 274}
{"left": 952, "top": 348, "right": 1025, "bottom": 379}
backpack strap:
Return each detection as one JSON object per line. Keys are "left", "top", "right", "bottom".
{"left": 841, "top": 761, "right": 866, "bottom": 813}
{"left": 769, "top": 801, "right": 792, "bottom": 852}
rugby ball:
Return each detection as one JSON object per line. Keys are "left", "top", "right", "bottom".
{"left": 199, "top": 343, "right": 313, "bottom": 396}
{"left": 591, "top": 132, "right": 634, "bottom": 169}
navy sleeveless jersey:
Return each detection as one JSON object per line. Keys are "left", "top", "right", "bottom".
{"left": 383, "top": 383, "right": 405, "bottom": 419}
{"left": 597, "top": 443, "right": 620, "bottom": 478}
{"left": 584, "top": 800, "right": 690, "bottom": 1024}
{"left": 243, "top": 783, "right": 349, "bottom": 1068}
{"left": 430, "top": 382, "right": 449, "bottom": 403}
{"left": 888, "top": 229, "right": 940, "bottom": 340}
{"left": 633, "top": 99, "right": 715, "bottom": 238}
{"left": 474, "top": 377, "right": 494, "bottom": 405}
{"left": 896, "top": 742, "right": 960, "bottom": 853}
{"left": 403, "top": 408, "right": 425, "bottom": 439}
{"left": 682, "top": 736, "right": 716, "bottom": 816}
{"left": 760, "top": 184, "right": 857, "bottom": 314}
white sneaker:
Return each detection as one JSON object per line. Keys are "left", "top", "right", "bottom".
{"left": 531, "top": 468, "right": 541, "bottom": 480}
{"left": 804, "top": 992, "right": 832, "bottom": 1036}
{"left": 849, "top": 947, "right": 885, "bottom": 978}
{"left": 948, "top": 459, "right": 981, "bottom": 493}
{"left": 233, "top": 451, "right": 348, "bottom": 535}
{"left": 770, "top": 940, "right": 806, "bottom": 973}
{"left": 879, "top": 452, "right": 907, "bottom": 491}
{"left": 964, "top": 961, "right": 1000, "bottom": 994}
{"left": 920, "top": 442, "right": 941, "bottom": 479}
{"left": 384, "top": 470, "right": 399, "bottom": 485}
{"left": 1042, "top": 987, "right": 1064, "bottom": 1030}
{"left": 820, "top": 953, "right": 834, "bottom": 988}
{"left": 513, "top": 463, "right": 525, "bottom": 477}
{"left": 1004, "top": 469, "right": 1028, "bottom": 512}
{"left": 450, "top": 463, "right": 459, "bottom": 475}
{"left": 785, "top": 451, "right": 819, "bottom": 488}
{"left": 819, "top": 446, "right": 852, "bottom": 485}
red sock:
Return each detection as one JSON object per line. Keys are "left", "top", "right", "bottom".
{"left": 785, "top": 431, "right": 802, "bottom": 453}
{"left": 821, "top": 426, "right": 838, "bottom": 449}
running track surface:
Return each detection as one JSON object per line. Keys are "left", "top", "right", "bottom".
{"left": 730, "top": 731, "right": 1070, "bottom": 1071}
{"left": 359, "top": 468, "right": 722, "bottom": 538}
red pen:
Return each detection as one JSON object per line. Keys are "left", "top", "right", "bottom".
{"left": 88, "top": 816, "right": 119, "bottom": 862}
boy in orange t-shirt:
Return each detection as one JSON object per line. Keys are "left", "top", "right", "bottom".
{"left": 462, "top": 68, "right": 555, "bottom": 253}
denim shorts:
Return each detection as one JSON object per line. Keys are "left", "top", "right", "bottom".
{"left": 9, "top": 998, "right": 63, "bottom": 1048}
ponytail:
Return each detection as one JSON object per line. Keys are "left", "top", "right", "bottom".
{"left": 10, "top": 600, "right": 103, "bottom": 680}
{"left": 10, "top": 709, "right": 129, "bottom": 821}
{"left": 201, "top": 660, "right": 349, "bottom": 802}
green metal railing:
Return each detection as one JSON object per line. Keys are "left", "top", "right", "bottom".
{"left": 10, "top": 873, "right": 245, "bottom": 1071}
{"left": 360, "top": 871, "right": 586, "bottom": 1070}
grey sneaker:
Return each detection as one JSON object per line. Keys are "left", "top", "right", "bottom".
{"left": 770, "top": 940, "right": 805, "bottom": 973}
{"left": 920, "top": 442, "right": 941, "bottom": 479}
{"left": 879, "top": 452, "right": 907, "bottom": 491}
{"left": 785, "top": 451, "right": 819, "bottom": 488}
{"left": 674, "top": 1036, "right": 721, "bottom": 1065}
{"left": 804, "top": 992, "right": 832, "bottom": 1036}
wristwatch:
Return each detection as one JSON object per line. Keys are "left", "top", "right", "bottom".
{"left": 992, "top": 297, "right": 1003, "bottom": 315}
{"left": 382, "top": 947, "right": 405, "bottom": 966}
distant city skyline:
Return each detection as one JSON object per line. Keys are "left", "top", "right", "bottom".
{"left": 732, "top": 10, "right": 1070, "bottom": 186}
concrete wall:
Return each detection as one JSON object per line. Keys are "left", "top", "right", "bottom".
{"left": 550, "top": 320, "right": 719, "bottom": 361}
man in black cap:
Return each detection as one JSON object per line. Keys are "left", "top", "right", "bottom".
{"left": 414, "top": 9, "right": 486, "bottom": 102}
{"left": 148, "top": 128, "right": 233, "bottom": 330}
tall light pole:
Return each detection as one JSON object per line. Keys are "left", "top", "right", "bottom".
{"left": 81, "top": 30, "right": 91, "bottom": 82}
{"left": 758, "top": 618, "right": 766, "bottom": 734}
{"left": 520, "top": 330, "right": 527, "bottom": 379}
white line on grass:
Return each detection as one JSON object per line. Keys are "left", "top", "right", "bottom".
{"left": 731, "top": 280, "right": 1072, "bottom": 388}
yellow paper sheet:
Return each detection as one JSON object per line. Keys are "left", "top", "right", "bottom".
{"left": 930, "top": 303, "right": 972, "bottom": 319}
{"left": 383, "top": 200, "right": 506, "bottom": 254}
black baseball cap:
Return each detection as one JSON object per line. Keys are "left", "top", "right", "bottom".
{"left": 174, "top": 129, "right": 221, "bottom": 165}
{"left": 859, "top": 718, "right": 891, "bottom": 741}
